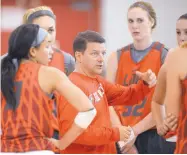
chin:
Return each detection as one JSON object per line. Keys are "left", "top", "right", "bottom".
{"left": 95, "top": 70, "right": 102, "bottom": 75}
{"left": 41, "top": 61, "right": 49, "bottom": 66}
{"left": 133, "top": 37, "right": 143, "bottom": 42}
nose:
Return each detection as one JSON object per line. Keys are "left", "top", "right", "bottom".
{"left": 48, "top": 46, "right": 54, "bottom": 59}
{"left": 180, "top": 36, "right": 185, "bottom": 41}
{"left": 97, "top": 53, "right": 104, "bottom": 62}
{"left": 132, "top": 21, "right": 138, "bottom": 29}
{"left": 180, "top": 39, "right": 185, "bottom": 46}
{"left": 181, "top": 40, "right": 185, "bottom": 44}
{"left": 179, "top": 32, "right": 186, "bottom": 42}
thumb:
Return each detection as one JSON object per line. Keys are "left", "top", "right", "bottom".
{"left": 147, "top": 69, "right": 152, "bottom": 76}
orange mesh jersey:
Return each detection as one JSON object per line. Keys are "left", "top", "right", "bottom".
{"left": 115, "top": 42, "right": 165, "bottom": 126}
{"left": 1, "top": 62, "right": 56, "bottom": 152}
{"left": 57, "top": 72, "right": 151, "bottom": 154}
{"left": 175, "top": 77, "right": 187, "bottom": 154}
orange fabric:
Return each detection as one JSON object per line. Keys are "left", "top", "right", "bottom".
{"left": 57, "top": 72, "right": 151, "bottom": 154}
{"left": 164, "top": 131, "right": 177, "bottom": 139}
{"left": 49, "top": 48, "right": 65, "bottom": 134}
{"left": 1, "top": 62, "right": 56, "bottom": 152}
{"left": 49, "top": 48, "right": 65, "bottom": 72}
{"left": 175, "top": 79, "right": 187, "bottom": 154}
{"left": 115, "top": 42, "right": 163, "bottom": 127}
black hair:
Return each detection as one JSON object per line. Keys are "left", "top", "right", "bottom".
{"left": 1, "top": 24, "right": 39, "bottom": 110}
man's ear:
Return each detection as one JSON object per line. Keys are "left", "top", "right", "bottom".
{"left": 75, "top": 51, "right": 83, "bottom": 63}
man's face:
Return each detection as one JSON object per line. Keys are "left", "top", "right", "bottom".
{"left": 79, "top": 42, "right": 106, "bottom": 76}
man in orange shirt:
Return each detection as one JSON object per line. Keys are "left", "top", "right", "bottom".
{"left": 50, "top": 30, "right": 157, "bottom": 154}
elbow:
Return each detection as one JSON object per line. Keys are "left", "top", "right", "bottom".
{"left": 153, "top": 100, "right": 163, "bottom": 105}
{"left": 59, "top": 145, "right": 65, "bottom": 151}
{"left": 151, "top": 100, "right": 162, "bottom": 112}
{"left": 152, "top": 95, "right": 164, "bottom": 105}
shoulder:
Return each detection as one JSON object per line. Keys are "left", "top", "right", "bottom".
{"left": 40, "top": 65, "right": 66, "bottom": 79}
{"left": 69, "top": 72, "right": 84, "bottom": 84}
{"left": 165, "top": 48, "right": 184, "bottom": 74}
{"left": 53, "top": 47, "right": 74, "bottom": 61}
{"left": 166, "top": 48, "right": 180, "bottom": 63}
{"left": 96, "top": 75, "right": 110, "bottom": 88}
{"left": 161, "top": 46, "right": 169, "bottom": 54}
{"left": 69, "top": 72, "right": 90, "bottom": 94}
{"left": 108, "top": 44, "right": 131, "bottom": 64}
{"left": 63, "top": 51, "right": 75, "bottom": 62}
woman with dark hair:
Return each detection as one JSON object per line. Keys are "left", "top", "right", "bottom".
{"left": 1, "top": 24, "right": 96, "bottom": 153}
{"left": 0, "top": 6, "right": 76, "bottom": 142}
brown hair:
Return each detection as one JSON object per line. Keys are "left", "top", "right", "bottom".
{"left": 178, "top": 13, "right": 187, "bottom": 20}
{"left": 73, "top": 30, "right": 105, "bottom": 54}
{"left": 129, "top": 1, "right": 157, "bottom": 29}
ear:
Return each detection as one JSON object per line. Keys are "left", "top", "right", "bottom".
{"left": 75, "top": 51, "right": 83, "bottom": 63}
{"left": 150, "top": 18, "right": 155, "bottom": 28}
{"left": 29, "top": 47, "right": 37, "bottom": 58}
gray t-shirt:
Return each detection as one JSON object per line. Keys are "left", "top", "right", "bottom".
{"left": 63, "top": 51, "right": 75, "bottom": 76}
{"left": 117, "top": 42, "right": 168, "bottom": 65}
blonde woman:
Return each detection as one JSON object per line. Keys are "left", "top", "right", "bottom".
{"left": 22, "top": 6, "right": 75, "bottom": 141}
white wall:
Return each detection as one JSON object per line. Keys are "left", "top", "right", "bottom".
{"left": 100, "top": 0, "right": 187, "bottom": 56}
{"left": 1, "top": 6, "right": 26, "bottom": 31}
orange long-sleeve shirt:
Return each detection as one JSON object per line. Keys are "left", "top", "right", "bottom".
{"left": 57, "top": 72, "right": 151, "bottom": 154}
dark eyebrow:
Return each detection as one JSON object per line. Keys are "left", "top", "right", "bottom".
{"left": 92, "top": 49, "right": 106, "bottom": 52}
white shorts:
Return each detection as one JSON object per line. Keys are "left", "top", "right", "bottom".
{"left": 166, "top": 135, "right": 177, "bottom": 142}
